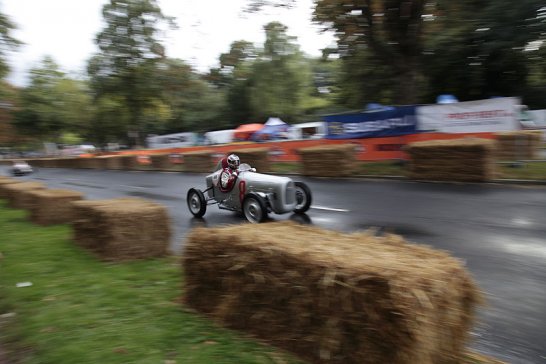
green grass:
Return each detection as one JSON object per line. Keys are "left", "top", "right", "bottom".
{"left": 498, "top": 161, "right": 546, "bottom": 180}
{"left": 0, "top": 201, "right": 300, "bottom": 364}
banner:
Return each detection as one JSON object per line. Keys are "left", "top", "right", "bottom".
{"left": 325, "top": 106, "right": 418, "bottom": 139}
{"left": 417, "top": 97, "right": 520, "bottom": 133}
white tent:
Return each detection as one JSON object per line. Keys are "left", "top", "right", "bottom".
{"left": 264, "top": 117, "right": 286, "bottom": 126}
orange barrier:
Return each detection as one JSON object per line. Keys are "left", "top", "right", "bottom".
{"left": 85, "top": 132, "right": 498, "bottom": 162}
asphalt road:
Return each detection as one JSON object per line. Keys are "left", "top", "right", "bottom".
{"left": 2, "top": 166, "right": 545, "bottom": 364}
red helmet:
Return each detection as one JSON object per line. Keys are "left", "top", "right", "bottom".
{"left": 227, "top": 154, "right": 240, "bottom": 170}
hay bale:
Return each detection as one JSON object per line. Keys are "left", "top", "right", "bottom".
{"left": 27, "top": 189, "right": 85, "bottom": 225}
{"left": 406, "top": 139, "right": 497, "bottom": 182}
{"left": 150, "top": 154, "right": 171, "bottom": 170}
{"left": 0, "top": 178, "right": 23, "bottom": 199}
{"left": 3, "top": 182, "right": 47, "bottom": 209}
{"left": 72, "top": 197, "right": 171, "bottom": 261}
{"left": 182, "top": 150, "right": 213, "bottom": 173}
{"left": 228, "top": 148, "right": 271, "bottom": 173}
{"left": 105, "top": 155, "right": 125, "bottom": 170}
{"left": 118, "top": 155, "right": 139, "bottom": 170}
{"left": 184, "top": 222, "right": 482, "bottom": 364}
{"left": 297, "top": 144, "right": 357, "bottom": 177}
{"left": 495, "top": 131, "right": 542, "bottom": 160}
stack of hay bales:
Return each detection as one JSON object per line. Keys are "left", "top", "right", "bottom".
{"left": 0, "top": 177, "right": 22, "bottom": 199}
{"left": 495, "top": 131, "right": 543, "bottom": 160}
{"left": 72, "top": 197, "right": 171, "bottom": 261}
{"left": 28, "top": 189, "right": 84, "bottom": 225}
{"left": 3, "top": 181, "right": 47, "bottom": 209}
{"left": 297, "top": 144, "right": 357, "bottom": 177}
{"left": 228, "top": 148, "right": 270, "bottom": 173}
{"left": 75, "top": 157, "right": 96, "bottom": 169}
{"left": 150, "top": 154, "right": 171, "bottom": 170}
{"left": 406, "top": 139, "right": 497, "bottom": 182}
{"left": 105, "top": 155, "right": 125, "bottom": 170}
{"left": 184, "top": 222, "right": 482, "bottom": 364}
{"left": 118, "top": 155, "right": 139, "bottom": 170}
{"left": 182, "top": 150, "right": 213, "bottom": 173}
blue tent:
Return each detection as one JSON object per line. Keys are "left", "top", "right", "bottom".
{"left": 251, "top": 117, "right": 289, "bottom": 141}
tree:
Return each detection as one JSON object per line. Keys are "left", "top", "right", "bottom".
{"left": 0, "top": 7, "right": 21, "bottom": 80}
{"left": 88, "top": 0, "right": 174, "bottom": 146}
{"left": 424, "top": 1, "right": 546, "bottom": 104}
{"left": 156, "top": 59, "right": 228, "bottom": 133}
{"left": 313, "top": 0, "right": 429, "bottom": 104}
{"left": 14, "top": 57, "right": 93, "bottom": 142}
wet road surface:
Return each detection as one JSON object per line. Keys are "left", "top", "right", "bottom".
{"left": 2, "top": 167, "right": 545, "bottom": 363}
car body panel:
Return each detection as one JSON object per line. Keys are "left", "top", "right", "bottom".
{"left": 205, "top": 164, "right": 297, "bottom": 214}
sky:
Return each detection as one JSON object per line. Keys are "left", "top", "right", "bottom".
{"left": 3, "top": 0, "right": 336, "bottom": 87}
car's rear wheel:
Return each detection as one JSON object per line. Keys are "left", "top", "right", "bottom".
{"left": 187, "top": 188, "right": 207, "bottom": 218}
{"left": 294, "top": 182, "right": 312, "bottom": 213}
{"left": 243, "top": 194, "right": 267, "bottom": 223}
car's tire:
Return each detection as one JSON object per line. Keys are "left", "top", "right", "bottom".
{"left": 242, "top": 193, "right": 268, "bottom": 223}
{"left": 187, "top": 188, "right": 207, "bottom": 218}
{"left": 293, "top": 181, "right": 312, "bottom": 214}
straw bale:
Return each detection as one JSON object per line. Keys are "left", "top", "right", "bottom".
{"left": 118, "top": 155, "right": 139, "bottom": 170}
{"left": 495, "top": 131, "right": 542, "bottom": 160}
{"left": 406, "top": 139, "right": 497, "bottom": 182}
{"left": 72, "top": 197, "right": 171, "bottom": 261}
{"left": 150, "top": 154, "right": 171, "bottom": 170}
{"left": 184, "top": 222, "right": 482, "bottom": 364}
{"left": 3, "top": 182, "right": 47, "bottom": 209}
{"left": 74, "top": 157, "right": 96, "bottom": 169}
{"left": 182, "top": 150, "right": 213, "bottom": 173}
{"left": 228, "top": 148, "right": 271, "bottom": 173}
{"left": 297, "top": 144, "right": 357, "bottom": 177}
{"left": 105, "top": 155, "right": 125, "bottom": 170}
{"left": 28, "top": 189, "right": 84, "bottom": 225}
{"left": 0, "top": 178, "right": 23, "bottom": 199}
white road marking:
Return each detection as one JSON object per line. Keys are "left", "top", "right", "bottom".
{"left": 311, "top": 205, "right": 349, "bottom": 213}
{"left": 119, "top": 185, "right": 147, "bottom": 189}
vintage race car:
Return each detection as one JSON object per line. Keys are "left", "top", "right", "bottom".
{"left": 187, "top": 162, "right": 312, "bottom": 223}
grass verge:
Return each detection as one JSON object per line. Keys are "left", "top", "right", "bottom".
{"left": 0, "top": 202, "right": 504, "bottom": 364}
{"left": 0, "top": 201, "right": 300, "bottom": 364}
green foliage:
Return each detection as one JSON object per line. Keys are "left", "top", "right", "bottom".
{"left": 0, "top": 7, "right": 21, "bottom": 80}
{"left": 155, "top": 59, "right": 228, "bottom": 133}
{"left": 88, "top": 0, "right": 175, "bottom": 145}
{"left": 14, "top": 57, "right": 93, "bottom": 142}
{"left": 424, "top": 0, "right": 546, "bottom": 105}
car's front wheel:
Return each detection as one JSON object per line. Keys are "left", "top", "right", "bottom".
{"left": 243, "top": 193, "right": 267, "bottom": 223}
{"left": 187, "top": 188, "right": 207, "bottom": 218}
{"left": 293, "top": 182, "right": 312, "bottom": 213}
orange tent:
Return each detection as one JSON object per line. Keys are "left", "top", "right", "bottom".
{"left": 233, "top": 123, "right": 264, "bottom": 140}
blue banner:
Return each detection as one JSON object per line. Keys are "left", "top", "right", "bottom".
{"left": 324, "top": 106, "right": 418, "bottom": 139}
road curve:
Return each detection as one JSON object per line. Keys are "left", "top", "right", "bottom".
{"left": 3, "top": 166, "right": 546, "bottom": 364}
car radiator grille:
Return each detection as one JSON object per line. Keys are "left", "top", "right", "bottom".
{"left": 285, "top": 182, "right": 295, "bottom": 204}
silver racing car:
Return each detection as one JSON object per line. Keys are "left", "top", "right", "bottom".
{"left": 187, "top": 162, "right": 312, "bottom": 223}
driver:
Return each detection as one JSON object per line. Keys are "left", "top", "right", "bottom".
{"left": 219, "top": 154, "right": 240, "bottom": 192}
